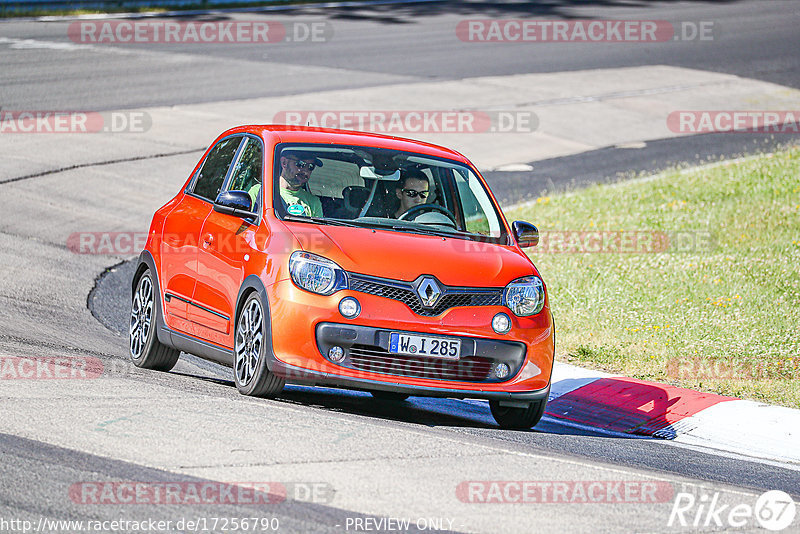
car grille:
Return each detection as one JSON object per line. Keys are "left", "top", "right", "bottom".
{"left": 348, "top": 273, "right": 502, "bottom": 317}
{"left": 348, "top": 344, "right": 493, "bottom": 382}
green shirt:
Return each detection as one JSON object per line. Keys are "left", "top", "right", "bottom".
{"left": 280, "top": 187, "right": 323, "bottom": 217}
{"left": 247, "top": 184, "right": 261, "bottom": 211}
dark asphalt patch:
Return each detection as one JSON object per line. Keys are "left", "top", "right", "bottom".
{"left": 89, "top": 258, "right": 136, "bottom": 336}
{"left": 483, "top": 131, "right": 800, "bottom": 206}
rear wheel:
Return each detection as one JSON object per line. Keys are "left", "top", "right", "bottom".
{"left": 234, "top": 293, "right": 284, "bottom": 397}
{"left": 129, "top": 269, "right": 179, "bottom": 371}
{"left": 370, "top": 391, "right": 410, "bottom": 401}
{"left": 489, "top": 399, "right": 546, "bottom": 429}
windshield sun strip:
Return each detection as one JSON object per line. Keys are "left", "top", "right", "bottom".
{"left": 273, "top": 142, "right": 510, "bottom": 242}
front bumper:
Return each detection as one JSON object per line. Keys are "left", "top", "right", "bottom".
{"left": 266, "top": 279, "right": 554, "bottom": 398}
{"left": 315, "top": 323, "right": 527, "bottom": 383}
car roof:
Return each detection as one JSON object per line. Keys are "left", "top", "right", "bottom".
{"left": 221, "top": 125, "right": 471, "bottom": 164}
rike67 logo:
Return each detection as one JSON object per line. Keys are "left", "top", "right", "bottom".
{"left": 669, "top": 490, "right": 796, "bottom": 531}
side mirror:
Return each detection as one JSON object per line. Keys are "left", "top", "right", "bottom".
{"left": 214, "top": 190, "right": 258, "bottom": 219}
{"left": 512, "top": 221, "right": 539, "bottom": 248}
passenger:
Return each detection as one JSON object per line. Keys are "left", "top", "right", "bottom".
{"left": 279, "top": 150, "right": 324, "bottom": 217}
{"left": 247, "top": 182, "right": 261, "bottom": 212}
{"left": 393, "top": 168, "right": 430, "bottom": 218}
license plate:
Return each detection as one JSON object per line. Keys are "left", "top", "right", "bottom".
{"left": 389, "top": 332, "right": 461, "bottom": 360}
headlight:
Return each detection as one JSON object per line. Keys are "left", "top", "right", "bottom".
{"left": 289, "top": 251, "right": 347, "bottom": 295}
{"left": 503, "top": 276, "right": 545, "bottom": 317}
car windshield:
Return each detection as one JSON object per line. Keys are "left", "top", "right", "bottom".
{"left": 273, "top": 143, "right": 508, "bottom": 243}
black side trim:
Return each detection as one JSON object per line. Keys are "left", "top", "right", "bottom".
{"left": 167, "top": 329, "right": 233, "bottom": 367}
{"left": 136, "top": 253, "right": 232, "bottom": 365}
{"left": 132, "top": 266, "right": 271, "bottom": 369}
{"left": 165, "top": 292, "right": 230, "bottom": 321}
{"left": 164, "top": 275, "right": 273, "bottom": 372}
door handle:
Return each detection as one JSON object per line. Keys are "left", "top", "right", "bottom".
{"left": 202, "top": 233, "right": 214, "bottom": 249}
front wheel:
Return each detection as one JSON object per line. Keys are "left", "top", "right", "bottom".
{"left": 129, "top": 269, "right": 179, "bottom": 371}
{"left": 234, "top": 293, "right": 284, "bottom": 397}
{"left": 489, "top": 399, "right": 546, "bottom": 429}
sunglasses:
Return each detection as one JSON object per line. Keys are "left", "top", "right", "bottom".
{"left": 288, "top": 158, "right": 316, "bottom": 171}
{"left": 402, "top": 189, "right": 429, "bottom": 199}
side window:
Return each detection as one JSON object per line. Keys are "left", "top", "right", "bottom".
{"left": 192, "top": 137, "right": 242, "bottom": 201}
{"left": 453, "top": 168, "right": 500, "bottom": 237}
{"left": 228, "top": 138, "right": 263, "bottom": 211}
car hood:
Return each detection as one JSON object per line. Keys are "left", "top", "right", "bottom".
{"left": 284, "top": 222, "right": 538, "bottom": 287}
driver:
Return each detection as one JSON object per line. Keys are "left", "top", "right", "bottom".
{"left": 393, "top": 168, "right": 429, "bottom": 218}
{"left": 279, "top": 150, "right": 324, "bottom": 217}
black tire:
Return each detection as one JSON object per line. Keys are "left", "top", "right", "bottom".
{"left": 489, "top": 399, "right": 547, "bottom": 429}
{"left": 370, "top": 391, "right": 410, "bottom": 401}
{"left": 129, "top": 269, "right": 179, "bottom": 371}
{"left": 233, "top": 292, "right": 284, "bottom": 397}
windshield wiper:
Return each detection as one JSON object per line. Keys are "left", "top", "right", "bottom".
{"left": 283, "top": 215, "right": 361, "bottom": 227}
{"left": 376, "top": 223, "right": 480, "bottom": 240}
{"left": 402, "top": 226, "right": 483, "bottom": 240}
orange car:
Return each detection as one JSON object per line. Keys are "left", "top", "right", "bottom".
{"left": 129, "top": 126, "right": 554, "bottom": 429}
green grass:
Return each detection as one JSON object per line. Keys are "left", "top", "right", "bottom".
{"left": 506, "top": 147, "right": 800, "bottom": 408}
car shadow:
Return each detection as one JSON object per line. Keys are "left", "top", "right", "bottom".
{"left": 171, "top": 368, "right": 665, "bottom": 436}
{"left": 544, "top": 376, "right": 734, "bottom": 439}
{"left": 275, "top": 384, "right": 660, "bottom": 437}
{"left": 169, "top": 369, "right": 514, "bottom": 429}
{"left": 281, "top": 384, "right": 504, "bottom": 430}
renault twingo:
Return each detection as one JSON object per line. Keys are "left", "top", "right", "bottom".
{"left": 130, "top": 126, "right": 554, "bottom": 429}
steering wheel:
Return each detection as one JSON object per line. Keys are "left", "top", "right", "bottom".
{"left": 398, "top": 204, "right": 458, "bottom": 227}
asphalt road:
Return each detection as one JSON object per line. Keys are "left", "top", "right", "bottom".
{"left": 90, "top": 223, "right": 800, "bottom": 500}
{"left": 483, "top": 132, "right": 800, "bottom": 205}
{"left": 0, "top": 432, "right": 402, "bottom": 534}
{"left": 0, "top": 0, "right": 799, "bottom": 110}
{"left": 2, "top": 1, "right": 800, "bottom": 532}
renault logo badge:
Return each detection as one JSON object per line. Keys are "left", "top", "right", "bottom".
{"left": 416, "top": 277, "right": 442, "bottom": 308}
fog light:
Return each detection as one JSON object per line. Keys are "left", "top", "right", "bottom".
{"left": 492, "top": 313, "right": 511, "bottom": 334}
{"left": 339, "top": 297, "right": 361, "bottom": 318}
{"left": 328, "top": 346, "right": 345, "bottom": 363}
{"left": 494, "top": 363, "right": 510, "bottom": 379}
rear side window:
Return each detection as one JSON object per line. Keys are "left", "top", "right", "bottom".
{"left": 193, "top": 137, "right": 242, "bottom": 201}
